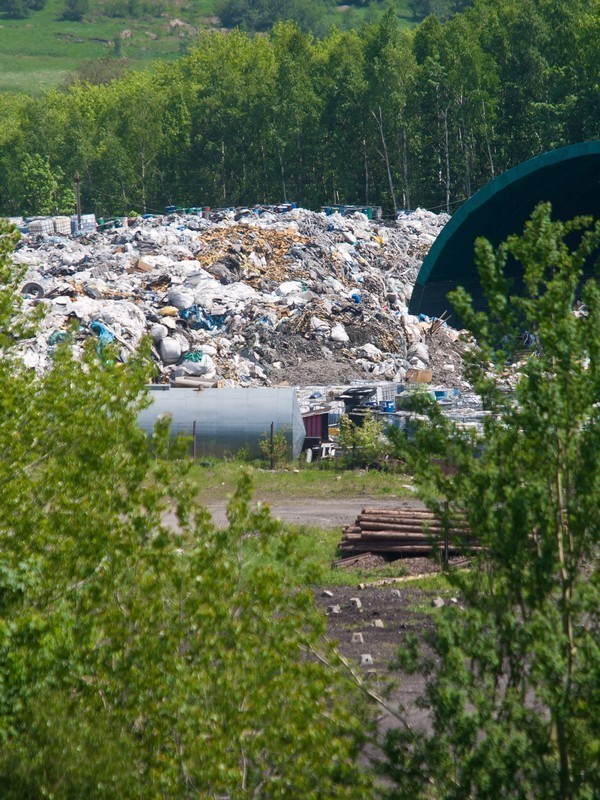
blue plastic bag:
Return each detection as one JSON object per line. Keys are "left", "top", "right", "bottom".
{"left": 90, "top": 320, "right": 115, "bottom": 355}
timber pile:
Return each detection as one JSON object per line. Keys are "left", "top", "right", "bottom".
{"left": 339, "top": 507, "right": 478, "bottom": 558}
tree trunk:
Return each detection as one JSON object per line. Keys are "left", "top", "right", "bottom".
{"left": 141, "top": 155, "right": 146, "bottom": 215}
{"left": 279, "top": 150, "right": 287, "bottom": 203}
{"left": 372, "top": 106, "right": 398, "bottom": 216}
{"left": 260, "top": 140, "right": 268, "bottom": 204}
{"left": 443, "top": 105, "right": 451, "bottom": 214}
{"left": 482, "top": 98, "right": 496, "bottom": 179}
{"left": 221, "top": 141, "right": 227, "bottom": 204}
{"left": 402, "top": 126, "right": 410, "bottom": 210}
{"left": 363, "top": 138, "right": 370, "bottom": 205}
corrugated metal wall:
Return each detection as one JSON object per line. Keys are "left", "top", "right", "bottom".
{"left": 138, "top": 386, "right": 306, "bottom": 459}
{"left": 303, "top": 414, "right": 323, "bottom": 439}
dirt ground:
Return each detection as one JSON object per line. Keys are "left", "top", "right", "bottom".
{"left": 314, "top": 579, "right": 450, "bottom": 735}
{"left": 205, "top": 494, "right": 453, "bottom": 733}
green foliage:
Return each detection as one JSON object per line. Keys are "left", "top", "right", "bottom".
{"left": 338, "top": 411, "right": 387, "bottom": 469}
{"left": 0, "top": 219, "right": 373, "bottom": 797}
{"left": 13, "top": 152, "right": 75, "bottom": 215}
{"left": 0, "top": 0, "right": 47, "bottom": 16}
{"left": 218, "top": 0, "right": 287, "bottom": 31}
{"left": 384, "top": 203, "right": 600, "bottom": 799}
{"left": 0, "top": 691, "right": 141, "bottom": 799}
{"left": 408, "top": 0, "right": 473, "bottom": 20}
{"left": 113, "top": 33, "right": 124, "bottom": 56}
{"left": 0, "top": 0, "right": 31, "bottom": 17}
{"left": 0, "top": 0, "right": 594, "bottom": 214}
{"left": 214, "top": 0, "right": 418, "bottom": 33}
{"left": 105, "top": 0, "right": 137, "bottom": 17}
{"left": 258, "top": 425, "right": 289, "bottom": 467}
{"left": 65, "top": 56, "right": 130, "bottom": 86}
{"left": 60, "top": 0, "right": 88, "bottom": 20}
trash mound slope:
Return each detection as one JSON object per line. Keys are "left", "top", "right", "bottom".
{"left": 12, "top": 207, "right": 469, "bottom": 388}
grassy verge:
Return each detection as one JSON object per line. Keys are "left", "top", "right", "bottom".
{"left": 189, "top": 459, "right": 414, "bottom": 504}
{"left": 244, "top": 521, "right": 455, "bottom": 592}
{"left": 277, "top": 524, "right": 410, "bottom": 587}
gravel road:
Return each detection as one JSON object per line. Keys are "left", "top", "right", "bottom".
{"left": 203, "top": 495, "right": 423, "bottom": 529}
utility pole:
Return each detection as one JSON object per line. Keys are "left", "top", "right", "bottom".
{"left": 75, "top": 172, "right": 82, "bottom": 231}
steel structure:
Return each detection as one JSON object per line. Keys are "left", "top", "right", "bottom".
{"left": 138, "top": 386, "right": 306, "bottom": 460}
{"left": 409, "top": 141, "right": 600, "bottom": 323}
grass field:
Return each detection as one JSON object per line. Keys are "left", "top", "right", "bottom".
{"left": 0, "top": 0, "right": 199, "bottom": 92}
{"left": 0, "top": 0, "right": 416, "bottom": 93}
{"left": 188, "top": 459, "right": 414, "bottom": 503}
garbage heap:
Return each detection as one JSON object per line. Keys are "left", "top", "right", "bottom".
{"left": 11, "top": 207, "right": 470, "bottom": 388}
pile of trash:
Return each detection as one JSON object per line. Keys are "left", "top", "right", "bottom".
{"left": 11, "top": 206, "right": 471, "bottom": 389}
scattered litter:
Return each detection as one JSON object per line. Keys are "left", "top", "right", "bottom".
{"left": 21, "top": 281, "right": 45, "bottom": 298}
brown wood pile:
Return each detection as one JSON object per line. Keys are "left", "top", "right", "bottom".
{"left": 339, "top": 507, "right": 479, "bottom": 558}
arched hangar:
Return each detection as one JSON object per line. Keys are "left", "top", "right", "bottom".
{"left": 409, "top": 141, "right": 600, "bottom": 323}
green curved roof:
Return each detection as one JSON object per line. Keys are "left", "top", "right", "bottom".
{"left": 409, "top": 141, "right": 600, "bottom": 321}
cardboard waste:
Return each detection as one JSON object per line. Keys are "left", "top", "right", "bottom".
{"left": 11, "top": 207, "right": 471, "bottom": 388}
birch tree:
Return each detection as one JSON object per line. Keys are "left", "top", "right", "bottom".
{"left": 385, "top": 203, "right": 600, "bottom": 800}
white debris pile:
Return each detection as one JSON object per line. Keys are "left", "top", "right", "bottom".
{"left": 11, "top": 206, "right": 469, "bottom": 388}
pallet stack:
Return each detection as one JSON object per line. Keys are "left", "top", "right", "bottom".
{"left": 338, "top": 507, "right": 478, "bottom": 558}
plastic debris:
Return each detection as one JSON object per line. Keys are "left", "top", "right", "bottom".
{"left": 89, "top": 320, "right": 115, "bottom": 355}
{"left": 10, "top": 206, "right": 472, "bottom": 389}
{"left": 179, "top": 304, "right": 215, "bottom": 331}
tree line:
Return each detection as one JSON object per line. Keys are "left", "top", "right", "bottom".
{"left": 0, "top": 0, "right": 599, "bottom": 218}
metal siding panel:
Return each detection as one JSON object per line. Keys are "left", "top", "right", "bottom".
{"left": 138, "top": 387, "right": 305, "bottom": 459}
{"left": 304, "top": 415, "right": 320, "bottom": 438}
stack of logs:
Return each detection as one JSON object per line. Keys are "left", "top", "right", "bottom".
{"left": 339, "top": 507, "right": 478, "bottom": 558}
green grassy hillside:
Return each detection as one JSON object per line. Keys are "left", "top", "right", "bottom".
{"left": 0, "top": 0, "right": 202, "bottom": 92}
{"left": 0, "top": 0, "right": 416, "bottom": 93}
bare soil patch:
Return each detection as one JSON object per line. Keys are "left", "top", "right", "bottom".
{"left": 316, "top": 575, "right": 448, "bottom": 733}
